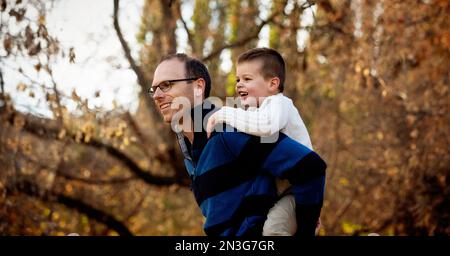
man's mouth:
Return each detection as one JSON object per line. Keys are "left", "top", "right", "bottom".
{"left": 159, "top": 102, "right": 171, "bottom": 110}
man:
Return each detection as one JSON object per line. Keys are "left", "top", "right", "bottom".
{"left": 150, "top": 53, "right": 326, "bottom": 236}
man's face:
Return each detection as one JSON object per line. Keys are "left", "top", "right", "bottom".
{"left": 236, "top": 60, "right": 273, "bottom": 108}
{"left": 152, "top": 59, "right": 195, "bottom": 123}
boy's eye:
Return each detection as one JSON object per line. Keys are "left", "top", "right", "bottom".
{"left": 236, "top": 78, "right": 240, "bottom": 83}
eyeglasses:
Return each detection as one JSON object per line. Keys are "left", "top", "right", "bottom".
{"left": 148, "top": 78, "right": 198, "bottom": 96}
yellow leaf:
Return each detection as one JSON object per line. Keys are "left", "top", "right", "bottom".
{"left": 354, "top": 63, "right": 362, "bottom": 73}
{"left": 17, "top": 83, "right": 26, "bottom": 91}
{"left": 339, "top": 177, "right": 349, "bottom": 186}
{"left": 52, "top": 212, "right": 60, "bottom": 221}
{"left": 114, "top": 129, "right": 123, "bottom": 138}
{"left": 65, "top": 184, "right": 73, "bottom": 193}
{"left": 58, "top": 129, "right": 66, "bottom": 139}
{"left": 342, "top": 221, "right": 362, "bottom": 235}
{"left": 376, "top": 131, "right": 384, "bottom": 140}
{"left": 43, "top": 208, "right": 51, "bottom": 217}
{"left": 406, "top": 115, "right": 416, "bottom": 126}
{"left": 75, "top": 130, "right": 83, "bottom": 143}
{"left": 107, "top": 230, "right": 119, "bottom": 236}
{"left": 71, "top": 90, "right": 81, "bottom": 102}
{"left": 387, "top": 167, "right": 398, "bottom": 177}
{"left": 410, "top": 129, "right": 419, "bottom": 139}
{"left": 38, "top": 14, "right": 46, "bottom": 25}
{"left": 84, "top": 134, "right": 91, "bottom": 143}
{"left": 363, "top": 68, "right": 370, "bottom": 77}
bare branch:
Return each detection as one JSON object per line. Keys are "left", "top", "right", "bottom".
{"left": 0, "top": 67, "right": 4, "bottom": 100}
{"left": 15, "top": 143, "right": 137, "bottom": 185}
{"left": 113, "top": 0, "right": 147, "bottom": 89}
{"left": 8, "top": 179, "right": 133, "bottom": 236}
{"left": 112, "top": 0, "right": 161, "bottom": 122}
{"left": 46, "top": 64, "right": 64, "bottom": 127}
{"left": 202, "top": 1, "right": 288, "bottom": 62}
{"left": 124, "top": 112, "right": 153, "bottom": 159}
{"left": 124, "top": 191, "right": 146, "bottom": 223}
{"left": 160, "top": 0, "right": 177, "bottom": 53}
{"left": 3, "top": 109, "right": 190, "bottom": 187}
{"left": 58, "top": 171, "right": 136, "bottom": 185}
{"left": 175, "top": 1, "right": 195, "bottom": 51}
{"left": 87, "top": 139, "right": 187, "bottom": 186}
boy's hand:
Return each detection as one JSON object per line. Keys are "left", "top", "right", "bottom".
{"left": 206, "top": 114, "right": 217, "bottom": 138}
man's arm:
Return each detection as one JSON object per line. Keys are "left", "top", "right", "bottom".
{"left": 260, "top": 135, "right": 326, "bottom": 236}
{"left": 217, "top": 130, "right": 326, "bottom": 236}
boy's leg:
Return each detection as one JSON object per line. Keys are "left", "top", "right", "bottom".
{"left": 263, "top": 195, "right": 297, "bottom": 236}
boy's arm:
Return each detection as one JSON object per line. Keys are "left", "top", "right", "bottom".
{"left": 209, "top": 95, "right": 289, "bottom": 137}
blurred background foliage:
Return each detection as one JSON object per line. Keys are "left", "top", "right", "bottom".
{"left": 0, "top": 0, "right": 449, "bottom": 235}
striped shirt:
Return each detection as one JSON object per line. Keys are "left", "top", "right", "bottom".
{"left": 176, "top": 101, "right": 326, "bottom": 236}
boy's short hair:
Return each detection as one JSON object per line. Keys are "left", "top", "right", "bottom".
{"left": 237, "top": 47, "right": 286, "bottom": 92}
{"left": 159, "top": 53, "right": 212, "bottom": 98}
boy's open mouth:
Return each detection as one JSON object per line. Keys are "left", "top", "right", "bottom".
{"left": 238, "top": 91, "right": 248, "bottom": 97}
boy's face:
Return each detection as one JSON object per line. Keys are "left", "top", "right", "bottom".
{"left": 235, "top": 60, "right": 275, "bottom": 108}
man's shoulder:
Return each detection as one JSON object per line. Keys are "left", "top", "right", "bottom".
{"left": 209, "top": 125, "right": 251, "bottom": 156}
{"left": 212, "top": 125, "right": 311, "bottom": 156}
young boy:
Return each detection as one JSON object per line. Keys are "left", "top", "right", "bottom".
{"left": 206, "top": 47, "right": 318, "bottom": 236}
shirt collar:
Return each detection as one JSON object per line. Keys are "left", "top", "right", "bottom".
{"left": 177, "top": 99, "right": 219, "bottom": 160}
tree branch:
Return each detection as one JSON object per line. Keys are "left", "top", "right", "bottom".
{"left": 4, "top": 109, "right": 190, "bottom": 187}
{"left": 45, "top": 64, "right": 64, "bottom": 127}
{"left": 175, "top": 1, "right": 195, "bottom": 52}
{"left": 8, "top": 179, "right": 133, "bottom": 236}
{"left": 58, "top": 171, "right": 136, "bottom": 185}
{"left": 14, "top": 138, "right": 137, "bottom": 186}
{"left": 113, "top": 0, "right": 147, "bottom": 90}
{"left": 88, "top": 139, "right": 187, "bottom": 186}
{"left": 112, "top": 0, "right": 161, "bottom": 122}
{"left": 0, "top": 67, "right": 4, "bottom": 100}
{"left": 202, "top": 1, "right": 287, "bottom": 62}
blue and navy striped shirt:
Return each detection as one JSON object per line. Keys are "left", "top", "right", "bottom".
{"left": 177, "top": 102, "right": 326, "bottom": 236}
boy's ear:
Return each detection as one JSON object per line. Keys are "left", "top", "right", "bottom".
{"left": 268, "top": 77, "right": 281, "bottom": 93}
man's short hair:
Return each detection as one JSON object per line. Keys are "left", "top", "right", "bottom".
{"left": 159, "top": 53, "right": 211, "bottom": 98}
{"left": 237, "top": 47, "right": 286, "bottom": 92}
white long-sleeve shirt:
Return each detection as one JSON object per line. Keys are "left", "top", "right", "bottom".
{"left": 213, "top": 93, "right": 313, "bottom": 150}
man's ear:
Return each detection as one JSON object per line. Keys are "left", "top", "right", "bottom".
{"left": 268, "top": 77, "right": 280, "bottom": 93}
{"left": 194, "top": 78, "right": 206, "bottom": 97}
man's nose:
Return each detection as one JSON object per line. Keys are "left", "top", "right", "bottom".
{"left": 152, "top": 87, "right": 164, "bottom": 100}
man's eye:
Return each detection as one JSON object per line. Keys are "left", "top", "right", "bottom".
{"left": 160, "top": 82, "right": 171, "bottom": 89}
